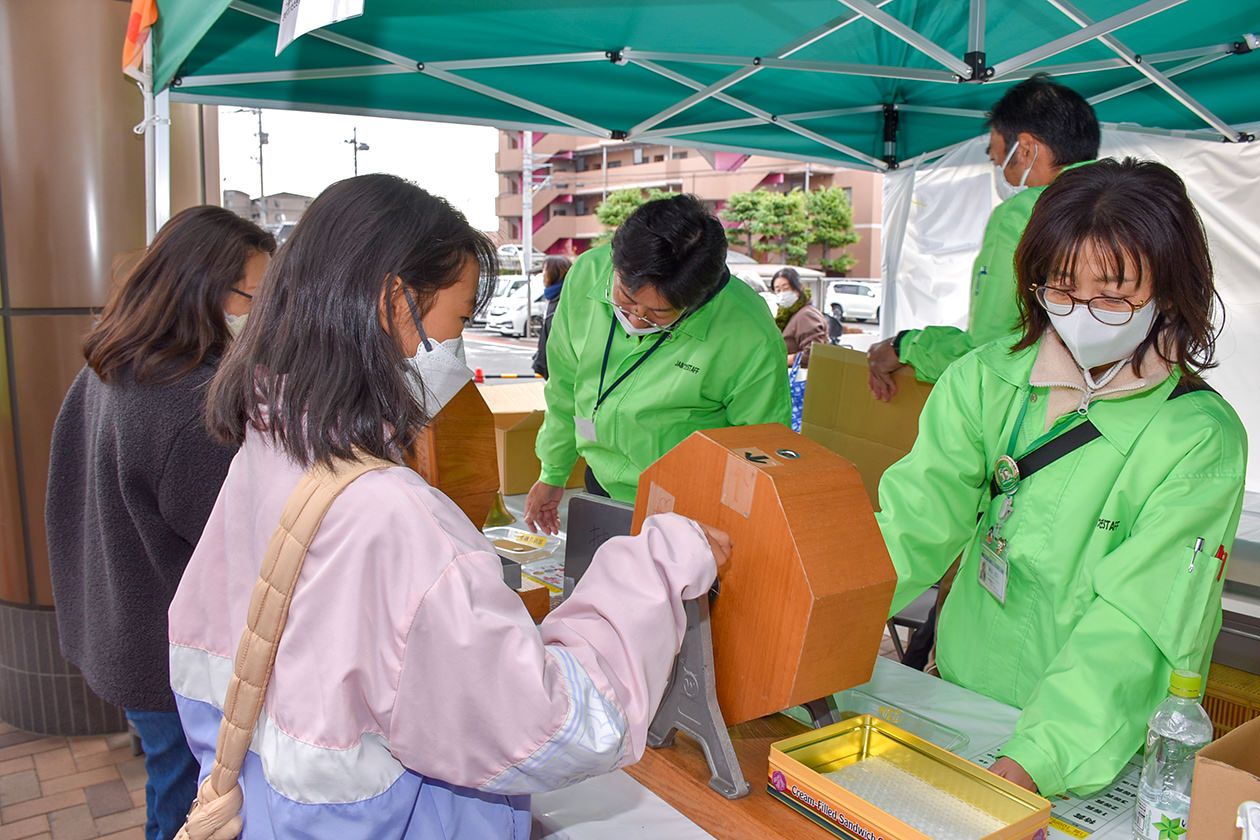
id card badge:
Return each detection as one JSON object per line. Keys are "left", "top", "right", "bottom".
{"left": 575, "top": 416, "right": 598, "bottom": 442}
{"left": 978, "top": 528, "right": 1009, "bottom": 605}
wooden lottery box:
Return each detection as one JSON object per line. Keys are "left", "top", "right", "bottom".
{"left": 633, "top": 423, "right": 896, "bottom": 725}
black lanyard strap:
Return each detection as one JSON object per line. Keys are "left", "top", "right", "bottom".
{"left": 985, "top": 374, "right": 1212, "bottom": 499}
{"left": 594, "top": 319, "right": 670, "bottom": 415}
{"left": 989, "top": 420, "right": 1100, "bottom": 499}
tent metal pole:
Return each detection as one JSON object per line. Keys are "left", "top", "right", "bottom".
{"left": 755, "top": 58, "right": 954, "bottom": 82}
{"left": 228, "top": 0, "right": 611, "bottom": 138}
{"left": 1045, "top": 0, "right": 1245, "bottom": 140}
{"left": 833, "top": 0, "right": 972, "bottom": 78}
{"left": 155, "top": 87, "right": 171, "bottom": 233}
{"left": 141, "top": 40, "right": 157, "bottom": 243}
{"left": 968, "top": 0, "right": 985, "bottom": 54}
{"left": 638, "top": 106, "right": 885, "bottom": 139}
{"left": 628, "top": 1, "right": 895, "bottom": 136}
{"left": 629, "top": 58, "right": 886, "bottom": 169}
{"left": 997, "top": 44, "right": 1234, "bottom": 80}
{"left": 176, "top": 65, "right": 415, "bottom": 87}
{"left": 1088, "top": 54, "right": 1231, "bottom": 106}
{"left": 989, "top": 0, "right": 1187, "bottom": 79}
{"left": 898, "top": 105, "right": 988, "bottom": 119}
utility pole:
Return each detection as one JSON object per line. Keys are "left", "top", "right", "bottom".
{"left": 256, "top": 108, "right": 267, "bottom": 226}
{"left": 344, "top": 126, "right": 369, "bottom": 176}
{"left": 522, "top": 130, "right": 535, "bottom": 338}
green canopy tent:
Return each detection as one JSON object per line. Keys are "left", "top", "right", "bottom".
{"left": 148, "top": 0, "right": 1258, "bottom": 174}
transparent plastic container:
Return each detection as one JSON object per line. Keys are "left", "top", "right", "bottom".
{"left": 483, "top": 526, "right": 561, "bottom": 564}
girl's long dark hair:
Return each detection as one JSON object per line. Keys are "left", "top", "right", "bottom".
{"left": 83, "top": 206, "right": 274, "bottom": 385}
{"left": 1013, "top": 158, "right": 1220, "bottom": 378}
{"left": 206, "top": 174, "right": 497, "bottom": 468}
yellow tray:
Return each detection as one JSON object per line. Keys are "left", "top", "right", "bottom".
{"left": 768, "top": 715, "right": 1050, "bottom": 840}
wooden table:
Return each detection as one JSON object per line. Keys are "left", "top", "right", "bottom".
{"left": 623, "top": 714, "right": 840, "bottom": 840}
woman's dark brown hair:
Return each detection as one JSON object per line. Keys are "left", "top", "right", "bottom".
{"left": 206, "top": 174, "right": 497, "bottom": 468}
{"left": 1013, "top": 157, "right": 1220, "bottom": 378}
{"left": 83, "top": 206, "right": 274, "bottom": 385}
{"left": 542, "top": 255, "right": 571, "bottom": 287}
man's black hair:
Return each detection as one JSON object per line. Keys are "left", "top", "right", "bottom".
{"left": 987, "top": 73, "right": 1100, "bottom": 167}
{"left": 611, "top": 194, "right": 727, "bottom": 311}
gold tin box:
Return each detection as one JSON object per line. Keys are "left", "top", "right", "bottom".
{"left": 768, "top": 715, "right": 1051, "bottom": 840}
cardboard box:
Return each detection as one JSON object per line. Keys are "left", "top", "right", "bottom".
{"left": 476, "top": 382, "right": 584, "bottom": 495}
{"left": 799, "top": 344, "right": 934, "bottom": 507}
{"left": 1188, "top": 715, "right": 1260, "bottom": 839}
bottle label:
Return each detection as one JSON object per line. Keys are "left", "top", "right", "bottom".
{"left": 1134, "top": 797, "right": 1188, "bottom": 839}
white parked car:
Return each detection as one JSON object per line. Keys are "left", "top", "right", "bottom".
{"left": 725, "top": 250, "right": 824, "bottom": 293}
{"left": 825, "top": 280, "right": 881, "bottom": 323}
{"left": 486, "top": 274, "right": 547, "bottom": 337}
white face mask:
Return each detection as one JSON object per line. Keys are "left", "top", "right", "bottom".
{"left": 613, "top": 305, "right": 669, "bottom": 336}
{"left": 225, "top": 312, "right": 248, "bottom": 339}
{"left": 993, "top": 140, "right": 1038, "bottom": 202}
{"left": 1048, "top": 302, "right": 1157, "bottom": 373}
{"left": 775, "top": 291, "right": 799, "bottom": 309}
{"left": 404, "top": 330, "right": 472, "bottom": 417}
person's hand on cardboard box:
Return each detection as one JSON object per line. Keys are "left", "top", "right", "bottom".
{"left": 867, "top": 337, "right": 908, "bottom": 402}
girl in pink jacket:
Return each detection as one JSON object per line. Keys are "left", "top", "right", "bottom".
{"left": 168, "top": 174, "right": 726, "bottom": 839}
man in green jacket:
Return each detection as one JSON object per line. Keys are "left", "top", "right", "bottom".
{"left": 525, "top": 194, "right": 789, "bottom": 532}
{"left": 867, "top": 74, "right": 1099, "bottom": 400}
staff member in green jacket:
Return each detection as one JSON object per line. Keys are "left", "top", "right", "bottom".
{"left": 525, "top": 194, "right": 789, "bottom": 533}
{"left": 867, "top": 74, "right": 1099, "bottom": 400}
{"left": 877, "top": 159, "right": 1247, "bottom": 796}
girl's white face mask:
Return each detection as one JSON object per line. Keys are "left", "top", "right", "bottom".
{"left": 1048, "top": 302, "right": 1157, "bottom": 373}
{"left": 775, "top": 291, "right": 799, "bottom": 309}
{"left": 401, "top": 288, "right": 472, "bottom": 416}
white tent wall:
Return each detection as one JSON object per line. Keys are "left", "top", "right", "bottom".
{"left": 882, "top": 131, "right": 1260, "bottom": 490}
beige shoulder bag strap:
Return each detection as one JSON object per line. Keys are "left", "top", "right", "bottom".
{"left": 176, "top": 454, "right": 394, "bottom": 840}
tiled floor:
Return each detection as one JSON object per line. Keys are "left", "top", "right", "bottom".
{"left": 0, "top": 629, "right": 911, "bottom": 839}
{"left": 0, "top": 724, "right": 145, "bottom": 840}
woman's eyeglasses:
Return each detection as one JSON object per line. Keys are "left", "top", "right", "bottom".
{"left": 1031, "top": 284, "right": 1152, "bottom": 326}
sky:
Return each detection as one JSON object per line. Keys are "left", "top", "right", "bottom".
{"left": 217, "top": 107, "right": 501, "bottom": 231}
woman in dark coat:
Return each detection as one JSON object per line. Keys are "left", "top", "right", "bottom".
{"left": 45, "top": 206, "right": 273, "bottom": 840}
{"left": 532, "top": 255, "right": 572, "bottom": 379}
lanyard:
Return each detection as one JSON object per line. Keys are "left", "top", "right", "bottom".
{"left": 1004, "top": 390, "right": 1082, "bottom": 462}
{"left": 594, "top": 318, "right": 671, "bottom": 415}
{"left": 991, "top": 389, "right": 1099, "bottom": 499}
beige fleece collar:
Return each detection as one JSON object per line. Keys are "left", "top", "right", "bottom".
{"left": 1030, "top": 330, "right": 1173, "bottom": 429}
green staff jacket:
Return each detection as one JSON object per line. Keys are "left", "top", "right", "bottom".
{"left": 877, "top": 340, "right": 1247, "bottom": 796}
{"left": 896, "top": 186, "right": 1045, "bottom": 382}
{"left": 536, "top": 245, "right": 790, "bottom": 502}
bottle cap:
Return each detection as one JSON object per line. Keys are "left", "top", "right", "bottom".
{"left": 1169, "top": 669, "right": 1202, "bottom": 698}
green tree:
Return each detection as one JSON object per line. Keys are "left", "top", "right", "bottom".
{"left": 719, "top": 191, "right": 760, "bottom": 254}
{"left": 806, "top": 185, "right": 860, "bottom": 274}
{"left": 594, "top": 187, "right": 673, "bottom": 243}
{"left": 750, "top": 189, "right": 810, "bottom": 264}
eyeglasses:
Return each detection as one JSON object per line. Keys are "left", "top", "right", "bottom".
{"left": 1031, "top": 284, "right": 1152, "bottom": 326}
{"left": 606, "top": 278, "right": 683, "bottom": 333}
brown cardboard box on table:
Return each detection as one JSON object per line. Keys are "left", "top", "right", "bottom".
{"left": 799, "top": 343, "right": 933, "bottom": 506}
{"left": 476, "top": 381, "right": 585, "bottom": 496}
{"left": 1189, "top": 715, "right": 1260, "bottom": 838}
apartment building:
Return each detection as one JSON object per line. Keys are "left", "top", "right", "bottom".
{"left": 495, "top": 131, "right": 881, "bottom": 280}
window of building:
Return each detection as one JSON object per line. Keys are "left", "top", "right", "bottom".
{"left": 552, "top": 206, "right": 568, "bottom": 217}
{"left": 671, "top": 151, "right": 688, "bottom": 160}
{"left": 509, "top": 220, "right": 519, "bottom": 239}
{"left": 633, "top": 148, "right": 644, "bottom": 164}
{"left": 508, "top": 134, "right": 519, "bottom": 149}
{"left": 591, "top": 162, "right": 602, "bottom": 170}
{"left": 575, "top": 198, "right": 589, "bottom": 216}
{"left": 607, "top": 160, "right": 622, "bottom": 168}
{"left": 653, "top": 155, "right": 665, "bottom": 162}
